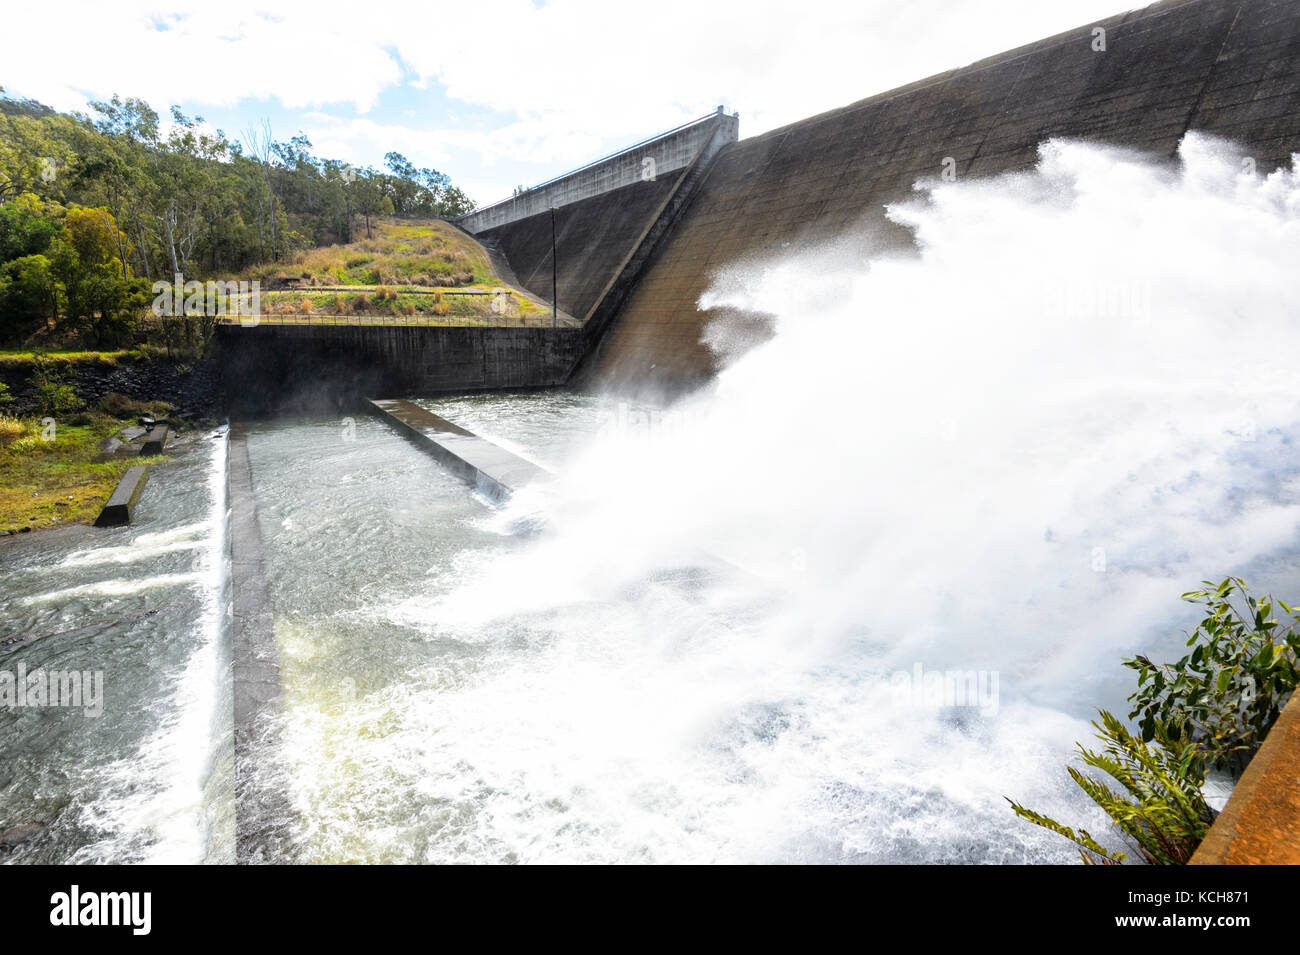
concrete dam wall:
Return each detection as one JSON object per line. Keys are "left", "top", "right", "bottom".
{"left": 466, "top": 111, "right": 739, "bottom": 326}
{"left": 565, "top": 0, "right": 1300, "bottom": 396}
{"left": 457, "top": 111, "right": 739, "bottom": 234}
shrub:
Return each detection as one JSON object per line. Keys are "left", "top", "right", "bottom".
{"left": 28, "top": 357, "right": 81, "bottom": 416}
{"left": 0, "top": 382, "right": 12, "bottom": 407}
{"left": 99, "top": 393, "right": 148, "bottom": 417}
{"left": 1008, "top": 578, "right": 1298, "bottom": 864}
{"left": 1126, "top": 578, "right": 1300, "bottom": 773}
{"left": 1008, "top": 712, "right": 1212, "bottom": 865}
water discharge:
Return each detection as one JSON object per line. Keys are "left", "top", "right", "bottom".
{"left": 0, "top": 432, "right": 233, "bottom": 863}
{"left": 247, "top": 133, "right": 1300, "bottom": 863}
{"left": 7, "top": 133, "right": 1300, "bottom": 864}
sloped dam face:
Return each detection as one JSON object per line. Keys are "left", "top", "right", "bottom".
{"left": 7, "top": 0, "right": 1300, "bottom": 864}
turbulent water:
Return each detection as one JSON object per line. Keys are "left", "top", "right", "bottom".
{"left": 245, "top": 134, "right": 1300, "bottom": 864}
{"left": 0, "top": 431, "right": 233, "bottom": 864}
{"left": 6, "top": 132, "right": 1300, "bottom": 864}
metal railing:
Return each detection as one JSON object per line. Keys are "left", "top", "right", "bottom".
{"left": 212, "top": 312, "right": 582, "bottom": 329}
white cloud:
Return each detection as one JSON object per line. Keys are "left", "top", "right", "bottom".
{"left": 3, "top": 0, "right": 1148, "bottom": 195}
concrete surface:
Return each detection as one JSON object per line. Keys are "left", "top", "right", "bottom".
{"left": 140, "top": 425, "right": 169, "bottom": 456}
{"left": 218, "top": 323, "right": 586, "bottom": 416}
{"left": 367, "top": 398, "right": 550, "bottom": 500}
{"left": 228, "top": 425, "right": 296, "bottom": 863}
{"left": 1192, "top": 690, "right": 1300, "bottom": 864}
{"left": 93, "top": 466, "right": 148, "bottom": 527}
{"left": 457, "top": 111, "right": 738, "bottom": 233}
{"left": 475, "top": 175, "right": 679, "bottom": 322}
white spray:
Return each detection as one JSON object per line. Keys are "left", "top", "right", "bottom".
{"left": 373, "top": 134, "right": 1300, "bottom": 862}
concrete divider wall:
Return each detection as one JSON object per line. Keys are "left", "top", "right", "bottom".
{"left": 217, "top": 324, "right": 585, "bottom": 415}
{"left": 473, "top": 175, "right": 680, "bottom": 321}
{"left": 583, "top": 0, "right": 1300, "bottom": 396}
{"left": 457, "top": 112, "right": 739, "bottom": 233}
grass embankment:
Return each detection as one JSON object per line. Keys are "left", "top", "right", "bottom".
{"left": 0, "top": 349, "right": 144, "bottom": 371}
{"left": 0, "top": 394, "right": 170, "bottom": 535}
{"left": 266, "top": 218, "right": 499, "bottom": 288}
{"left": 242, "top": 218, "right": 556, "bottom": 325}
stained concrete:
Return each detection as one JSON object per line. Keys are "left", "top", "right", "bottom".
{"left": 140, "top": 425, "right": 169, "bottom": 456}
{"left": 457, "top": 111, "right": 738, "bottom": 232}
{"left": 367, "top": 398, "right": 550, "bottom": 500}
{"left": 93, "top": 466, "right": 148, "bottom": 527}
{"left": 475, "top": 176, "right": 679, "bottom": 322}
{"left": 1192, "top": 690, "right": 1300, "bottom": 864}
{"left": 228, "top": 425, "right": 295, "bottom": 863}
{"left": 218, "top": 324, "right": 586, "bottom": 416}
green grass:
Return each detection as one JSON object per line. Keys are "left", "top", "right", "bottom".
{"left": 0, "top": 400, "right": 172, "bottom": 534}
{"left": 258, "top": 287, "right": 546, "bottom": 323}
{"left": 0, "top": 349, "right": 145, "bottom": 370}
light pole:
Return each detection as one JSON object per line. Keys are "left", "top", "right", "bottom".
{"left": 550, "top": 206, "right": 557, "bottom": 329}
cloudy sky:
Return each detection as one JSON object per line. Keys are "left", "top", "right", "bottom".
{"left": 3, "top": 0, "right": 1145, "bottom": 207}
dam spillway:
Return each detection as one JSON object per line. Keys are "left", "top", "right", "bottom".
{"left": 7, "top": 0, "right": 1300, "bottom": 870}
{"left": 463, "top": 0, "right": 1300, "bottom": 397}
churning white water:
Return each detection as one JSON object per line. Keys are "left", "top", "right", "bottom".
{"left": 0, "top": 431, "right": 234, "bottom": 864}
{"left": 255, "top": 133, "right": 1300, "bottom": 863}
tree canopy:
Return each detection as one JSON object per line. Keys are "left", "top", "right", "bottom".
{"left": 0, "top": 87, "right": 477, "bottom": 345}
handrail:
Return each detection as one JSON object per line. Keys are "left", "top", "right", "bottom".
{"left": 210, "top": 313, "right": 582, "bottom": 328}
{"left": 460, "top": 110, "right": 724, "bottom": 218}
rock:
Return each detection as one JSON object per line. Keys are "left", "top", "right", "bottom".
{"left": 119, "top": 426, "right": 146, "bottom": 441}
{"left": 97, "top": 436, "right": 124, "bottom": 453}
{"left": 139, "top": 416, "right": 156, "bottom": 427}
{"left": 0, "top": 822, "right": 47, "bottom": 847}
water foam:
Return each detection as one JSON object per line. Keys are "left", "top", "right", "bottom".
{"left": 299, "top": 134, "right": 1300, "bottom": 862}
{"left": 70, "top": 430, "right": 233, "bottom": 863}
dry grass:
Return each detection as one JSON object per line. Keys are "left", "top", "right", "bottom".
{"left": 0, "top": 414, "right": 28, "bottom": 448}
{"left": 249, "top": 218, "right": 498, "bottom": 290}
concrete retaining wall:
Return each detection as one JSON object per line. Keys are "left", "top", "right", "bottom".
{"left": 457, "top": 111, "right": 738, "bottom": 233}
{"left": 474, "top": 176, "right": 680, "bottom": 322}
{"left": 583, "top": 0, "right": 1300, "bottom": 397}
{"left": 217, "top": 323, "right": 586, "bottom": 416}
